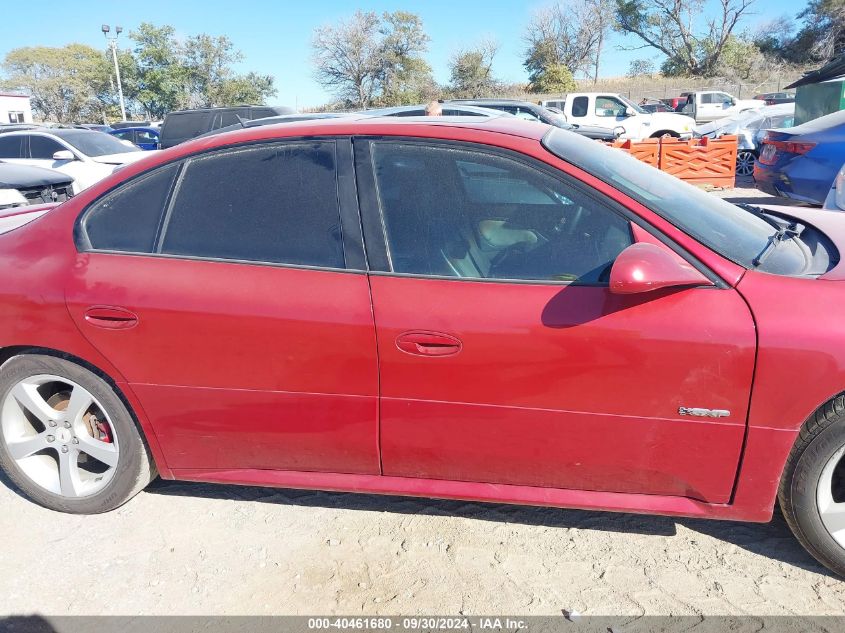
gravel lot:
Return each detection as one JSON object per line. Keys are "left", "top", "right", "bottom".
{"left": 2, "top": 179, "right": 842, "bottom": 618}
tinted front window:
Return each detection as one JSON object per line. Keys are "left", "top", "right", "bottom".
{"left": 83, "top": 163, "right": 179, "bottom": 252}
{"left": 54, "top": 130, "right": 140, "bottom": 157}
{"left": 161, "top": 142, "right": 344, "bottom": 268}
{"left": 543, "top": 127, "right": 810, "bottom": 272}
{"left": 371, "top": 142, "right": 632, "bottom": 283}
{"left": 29, "top": 136, "right": 65, "bottom": 159}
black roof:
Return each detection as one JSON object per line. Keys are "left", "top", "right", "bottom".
{"left": 786, "top": 55, "right": 845, "bottom": 89}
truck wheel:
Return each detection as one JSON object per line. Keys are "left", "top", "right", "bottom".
{"left": 779, "top": 394, "right": 845, "bottom": 577}
{"left": 0, "top": 354, "right": 155, "bottom": 514}
{"left": 649, "top": 130, "right": 680, "bottom": 138}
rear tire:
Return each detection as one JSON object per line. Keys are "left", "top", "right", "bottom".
{"left": 0, "top": 354, "right": 154, "bottom": 513}
{"left": 779, "top": 394, "right": 845, "bottom": 576}
{"left": 649, "top": 130, "right": 680, "bottom": 138}
{"left": 736, "top": 150, "right": 756, "bottom": 176}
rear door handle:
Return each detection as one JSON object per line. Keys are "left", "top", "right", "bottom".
{"left": 396, "top": 331, "right": 462, "bottom": 357}
{"left": 83, "top": 306, "right": 139, "bottom": 330}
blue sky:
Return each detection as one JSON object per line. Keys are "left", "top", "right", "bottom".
{"left": 0, "top": 0, "right": 804, "bottom": 108}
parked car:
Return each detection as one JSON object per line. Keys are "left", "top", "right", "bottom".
{"left": 824, "top": 162, "right": 845, "bottom": 211}
{"left": 445, "top": 99, "right": 620, "bottom": 140}
{"left": 109, "top": 126, "right": 160, "bottom": 151}
{"left": 552, "top": 92, "right": 695, "bottom": 139}
{"left": 695, "top": 104, "right": 795, "bottom": 176}
{"left": 663, "top": 93, "right": 692, "bottom": 111}
{"left": 5, "top": 117, "right": 845, "bottom": 576}
{"left": 639, "top": 101, "right": 674, "bottom": 113}
{"left": 754, "top": 92, "right": 795, "bottom": 105}
{"left": 364, "top": 104, "right": 511, "bottom": 118}
{"left": 159, "top": 106, "right": 294, "bottom": 148}
{"left": 0, "top": 161, "right": 74, "bottom": 210}
{"left": 754, "top": 108, "right": 845, "bottom": 205}
{"left": 681, "top": 91, "right": 761, "bottom": 123}
{"left": 109, "top": 121, "right": 151, "bottom": 130}
{"left": 73, "top": 124, "right": 113, "bottom": 133}
{"left": 194, "top": 112, "right": 366, "bottom": 140}
{"left": 0, "top": 129, "right": 153, "bottom": 193}
{"left": 539, "top": 99, "right": 566, "bottom": 110}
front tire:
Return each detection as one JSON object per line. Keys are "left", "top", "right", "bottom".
{"left": 779, "top": 394, "right": 845, "bottom": 576}
{"left": 0, "top": 354, "right": 154, "bottom": 513}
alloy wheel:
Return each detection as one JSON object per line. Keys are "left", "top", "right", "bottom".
{"left": 1, "top": 374, "right": 119, "bottom": 498}
{"left": 818, "top": 444, "right": 845, "bottom": 549}
{"left": 736, "top": 151, "right": 756, "bottom": 177}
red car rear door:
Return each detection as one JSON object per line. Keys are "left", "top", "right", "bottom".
{"left": 65, "top": 139, "right": 380, "bottom": 474}
{"left": 355, "top": 137, "right": 756, "bottom": 503}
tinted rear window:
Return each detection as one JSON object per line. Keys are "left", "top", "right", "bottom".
{"left": 83, "top": 163, "right": 179, "bottom": 252}
{"left": 160, "top": 142, "right": 344, "bottom": 268}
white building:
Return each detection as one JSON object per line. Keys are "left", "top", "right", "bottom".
{"left": 0, "top": 93, "right": 33, "bottom": 124}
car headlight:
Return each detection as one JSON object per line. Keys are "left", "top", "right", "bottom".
{"left": 0, "top": 188, "right": 27, "bottom": 210}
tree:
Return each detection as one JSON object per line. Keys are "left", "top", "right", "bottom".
{"left": 1, "top": 44, "right": 116, "bottom": 122}
{"left": 311, "top": 10, "right": 434, "bottom": 108}
{"left": 528, "top": 64, "right": 577, "bottom": 93}
{"left": 379, "top": 11, "right": 437, "bottom": 104}
{"left": 312, "top": 11, "right": 384, "bottom": 108}
{"left": 757, "top": 1, "right": 845, "bottom": 64}
{"left": 523, "top": 1, "right": 609, "bottom": 83}
{"left": 448, "top": 40, "right": 501, "bottom": 98}
{"left": 131, "top": 23, "right": 189, "bottom": 118}
{"left": 627, "top": 58, "right": 655, "bottom": 77}
{"left": 183, "top": 34, "right": 275, "bottom": 108}
{"left": 614, "top": 0, "right": 755, "bottom": 76}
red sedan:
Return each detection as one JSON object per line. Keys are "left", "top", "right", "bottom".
{"left": 1, "top": 117, "right": 845, "bottom": 575}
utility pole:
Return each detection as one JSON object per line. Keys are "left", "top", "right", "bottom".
{"left": 102, "top": 24, "right": 127, "bottom": 121}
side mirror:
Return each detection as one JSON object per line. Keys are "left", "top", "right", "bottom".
{"left": 52, "top": 150, "right": 75, "bottom": 161}
{"left": 624, "top": 107, "right": 636, "bottom": 117}
{"left": 609, "top": 243, "right": 713, "bottom": 295}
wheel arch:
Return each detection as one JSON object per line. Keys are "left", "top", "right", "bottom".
{"left": 0, "top": 345, "right": 172, "bottom": 479}
{"left": 650, "top": 130, "right": 681, "bottom": 138}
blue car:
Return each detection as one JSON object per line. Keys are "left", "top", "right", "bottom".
{"left": 108, "top": 126, "right": 160, "bottom": 151}
{"left": 754, "top": 109, "right": 845, "bottom": 205}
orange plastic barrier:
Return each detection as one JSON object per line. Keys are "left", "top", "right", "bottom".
{"left": 608, "top": 138, "right": 659, "bottom": 168}
{"left": 605, "top": 135, "right": 739, "bottom": 188}
{"left": 658, "top": 135, "right": 738, "bottom": 188}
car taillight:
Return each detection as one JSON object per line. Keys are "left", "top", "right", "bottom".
{"left": 764, "top": 140, "right": 816, "bottom": 155}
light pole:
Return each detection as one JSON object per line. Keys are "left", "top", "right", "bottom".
{"left": 102, "top": 24, "right": 127, "bottom": 121}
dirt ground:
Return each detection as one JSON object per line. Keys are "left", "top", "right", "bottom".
{"left": 2, "top": 178, "right": 843, "bottom": 618}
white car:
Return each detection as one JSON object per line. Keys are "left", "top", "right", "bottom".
{"left": 824, "top": 163, "right": 845, "bottom": 211}
{"left": 0, "top": 129, "right": 156, "bottom": 193}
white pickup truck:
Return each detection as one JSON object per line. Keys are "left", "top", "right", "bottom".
{"left": 546, "top": 93, "right": 696, "bottom": 141}
{"left": 680, "top": 91, "right": 761, "bottom": 123}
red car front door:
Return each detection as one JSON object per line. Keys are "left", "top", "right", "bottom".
{"left": 357, "top": 138, "right": 756, "bottom": 503}
{"left": 66, "top": 140, "right": 380, "bottom": 474}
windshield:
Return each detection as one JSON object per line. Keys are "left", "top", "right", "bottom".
{"left": 53, "top": 130, "right": 140, "bottom": 157}
{"left": 617, "top": 96, "right": 648, "bottom": 115}
{"left": 542, "top": 127, "right": 811, "bottom": 273}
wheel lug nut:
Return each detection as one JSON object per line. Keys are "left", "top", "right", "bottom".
{"left": 72, "top": 437, "right": 79, "bottom": 445}
{"left": 60, "top": 445, "right": 68, "bottom": 453}
{"left": 63, "top": 421, "right": 71, "bottom": 429}
{"left": 49, "top": 420, "right": 57, "bottom": 427}
{"left": 46, "top": 435, "right": 55, "bottom": 443}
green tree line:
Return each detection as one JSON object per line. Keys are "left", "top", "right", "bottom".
{"left": 1, "top": 23, "right": 275, "bottom": 123}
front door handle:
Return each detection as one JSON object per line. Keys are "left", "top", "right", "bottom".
{"left": 83, "top": 306, "right": 139, "bottom": 330}
{"left": 396, "top": 331, "right": 462, "bottom": 357}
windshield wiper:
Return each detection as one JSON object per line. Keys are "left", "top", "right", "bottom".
{"left": 752, "top": 220, "right": 804, "bottom": 267}
{"left": 736, "top": 203, "right": 785, "bottom": 231}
